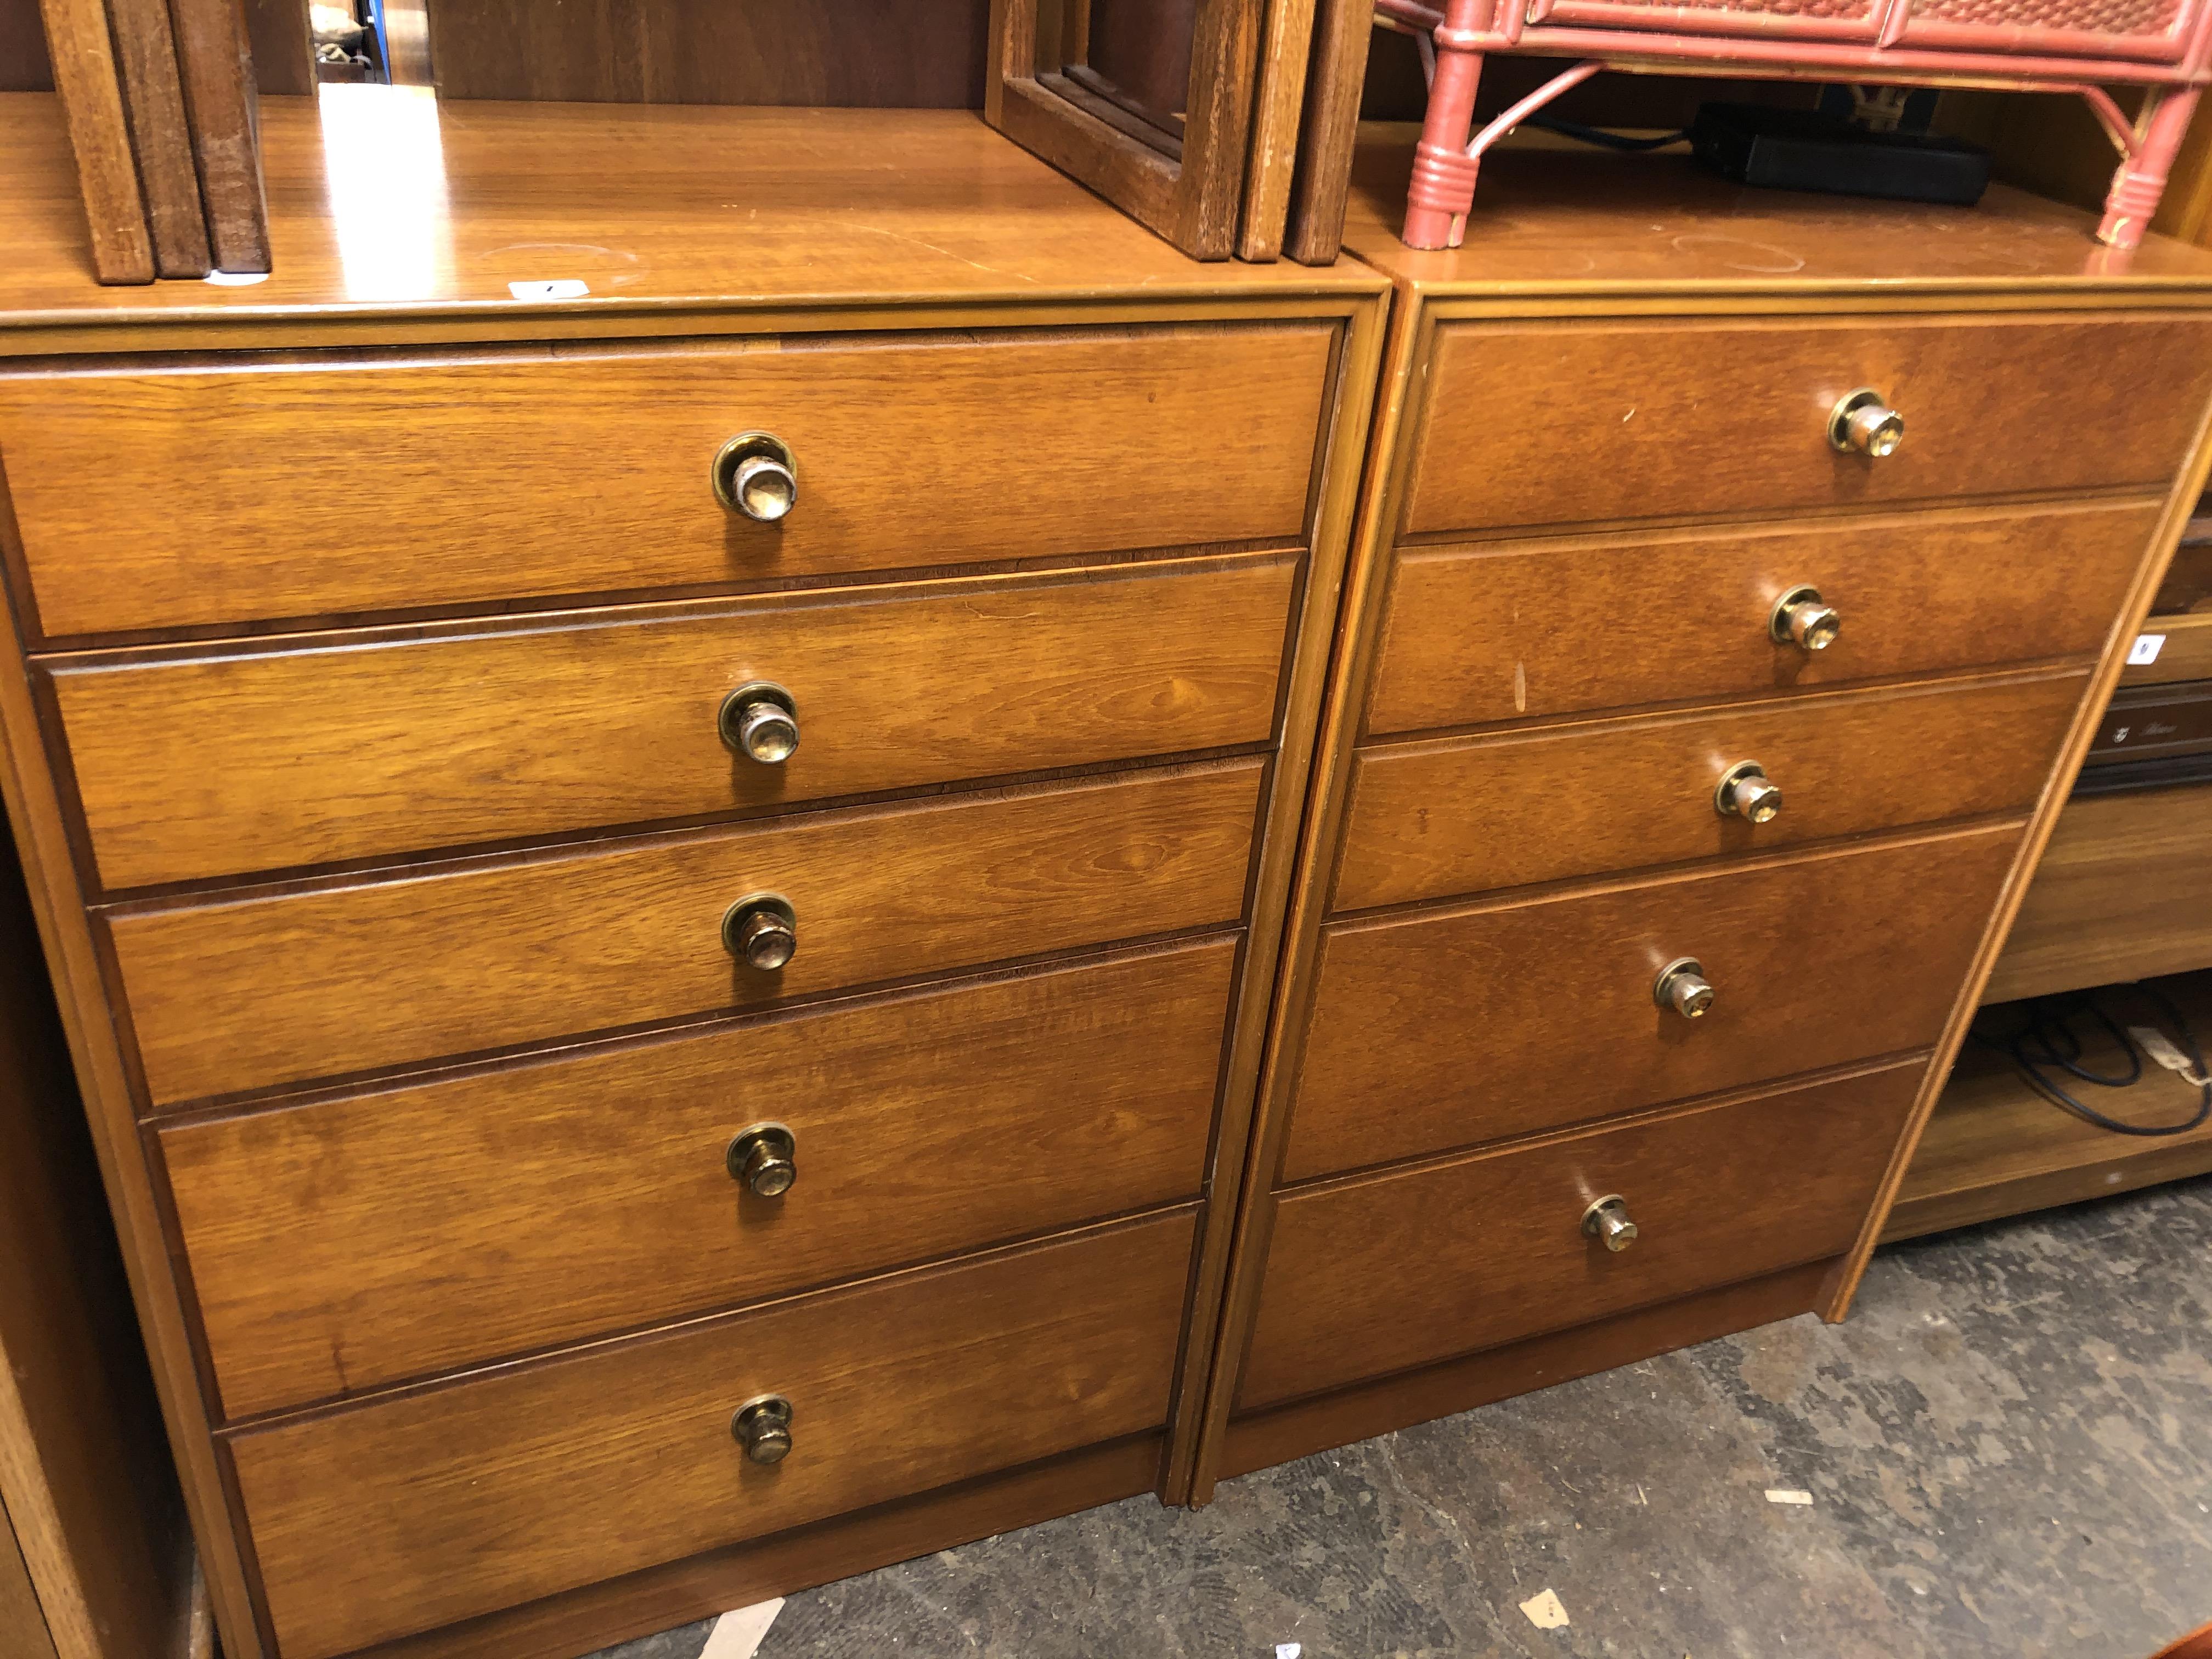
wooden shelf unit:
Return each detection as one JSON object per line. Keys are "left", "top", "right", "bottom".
{"left": 1887, "top": 970, "right": 2212, "bottom": 1240}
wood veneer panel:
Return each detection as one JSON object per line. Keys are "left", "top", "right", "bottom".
{"left": 363, "top": 1435, "right": 1164, "bottom": 1659}
{"left": 105, "top": 0, "right": 210, "bottom": 277}
{"left": 1285, "top": 822, "right": 2019, "bottom": 1181}
{"left": 1884, "top": 972, "right": 2212, "bottom": 1240}
{"left": 425, "top": 0, "right": 990, "bottom": 106}
{"left": 1982, "top": 782, "right": 2212, "bottom": 1001}
{"left": 1282, "top": 0, "right": 1370, "bottom": 264}
{"left": 0, "top": 813, "right": 191, "bottom": 1659}
{"left": 55, "top": 555, "right": 1296, "bottom": 888}
{"left": 232, "top": 1211, "right": 1196, "bottom": 1659}
{"left": 0, "top": 1511, "right": 58, "bottom": 1659}
{"left": 32, "top": 0, "right": 154, "bottom": 283}
{"left": 1243, "top": 1063, "right": 1920, "bottom": 1409}
{"left": 1, "top": 326, "right": 1331, "bottom": 637}
{"left": 1336, "top": 669, "right": 2085, "bottom": 911}
{"left": 1367, "top": 500, "right": 2158, "bottom": 735}
{"left": 167, "top": 940, "right": 1238, "bottom": 1418}
{"left": 1404, "top": 315, "right": 2211, "bottom": 537}
{"left": 165, "top": 0, "right": 267, "bottom": 273}
{"left": 114, "top": 760, "right": 1265, "bottom": 1105}
{"left": 1218, "top": 1260, "right": 1833, "bottom": 1479}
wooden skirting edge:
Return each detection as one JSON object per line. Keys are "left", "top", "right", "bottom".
{"left": 358, "top": 1434, "right": 1165, "bottom": 1659}
{"left": 1216, "top": 1261, "right": 1836, "bottom": 1482}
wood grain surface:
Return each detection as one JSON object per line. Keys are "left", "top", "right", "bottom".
{"left": 1220, "top": 1260, "right": 1831, "bottom": 1479}
{"left": 363, "top": 1436, "right": 1164, "bottom": 1659}
{"left": 55, "top": 555, "right": 1296, "bottom": 888}
{"left": 1982, "top": 782, "right": 2212, "bottom": 1002}
{"left": 1403, "top": 315, "right": 2212, "bottom": 537}
{"left": 1886, "top": 971, "right": 2212, "bottom": 1241}
{"left": 1336, "top": 139, "right": 2212, "bottom": 291}
{"left": 166, "top": 940, "right": 1237, "bottom": 1419}
{"left": 0, "top": 97, "right": 1383, "bottom": 341}
{"left": 114, "top": 760, "right": 1265, "bottom": 1106}
{"left": 0, "top": 1519, "right": 58, "bottom": 1659}
{"left": 230, "top": 1210, "right": 1195, "bottom": 1659}
{"left": 31, "top": 1, "right": 153, "bottom": 284}
{"left": 1234, "top": 0, "right": 1315, "bottom": 261}
{"left": 1335, "top": 669, "right": 2086, "bottom": 911}
{"left": 104, "top": 0, "right": 210, "bottom": 277}
{"left": 1284, "top": 822, "right": 2019, "bottom": 1181}
{"left": 1282, "top": 0, "right": 1371, "bottom": 264}
{"left": 0, "top": 810, "right": 193, "bottom": 1659}
{"left": 163, "top": 0, "right": 267, "bottom": 273}
{"left": 425, "top": 0, "right": 990, "bottom": 106}
{"left": 1365, "top": 500, "right": 2158, "bottom": 735}
{"left": 2, "top": 326, "right": 1329, "bottom": 637}
{"left": 1239, "top": 1063, "right": 1918, "bottom": 1408}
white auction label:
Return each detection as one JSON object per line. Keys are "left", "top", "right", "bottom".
{"left": 507, "top": 279, "right": 590, "bottom": 300}
{"left": 2128, "top": 634, "right": 2167, "bottom": 665}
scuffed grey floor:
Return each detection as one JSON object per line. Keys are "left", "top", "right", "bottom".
{"left": 596, "top": 1174, "right": 2212, "bottom": 1659}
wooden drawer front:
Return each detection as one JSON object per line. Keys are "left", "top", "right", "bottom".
{"left": 1403, "top": 315, "right": 2208, "bottom": 537}
{"left": 231, "top": 1211, "right": 1194, "bottom": 1659}
{"left": 1284, "top": 821, "right": 2017, "bottom": 1182}
{"left": 115, "top": 761, "right": 1262, "bottom": 1108}
{"left": 55, "top": 556, "right": 1294, "bottom": 891}
{"left": 166, "top": 941, "right": 1235, "bottom": 1420}
{"left": 1336, "top": 670, "right": 2083, "bottom": 912}
{"left": 1239, "top": 1063, "right": 1920, "bottom": 1410}
{"left": 1984, "top": 782, "right": 2212, "bottom": 1003}
{"left": 1367, "top": 500, "right": 2157, "bottom": 736}
{"left": 0, "top": 325, "right": 1333, "bottom": 637}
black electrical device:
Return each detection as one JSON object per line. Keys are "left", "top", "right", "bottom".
{"left": 1689, "top": 102, "right": 1992, "bottom": 206}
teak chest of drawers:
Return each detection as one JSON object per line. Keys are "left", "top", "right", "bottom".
{"left": 8, "top": 96, "right": 2212, "bottom": 1659}
{"left": 0, "top": 99, "right": 1386, "bottom": 1659}
{"left": 1186, "top": 139, "right": 2212, "bottom": 1495}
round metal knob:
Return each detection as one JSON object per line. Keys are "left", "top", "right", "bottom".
{"left": 1829, "top": 388, "right": 1904, "bottom": 458}
{"left": 719, "top": 682, "right": 799, "bottom": 764}
{"left": 727, "top": 1124, "right": 797, "bottom": 1197}
{"left": 724, "top": 894, "right": 797, "bottom": 971}
{"left": 1654, "top": 957, "right": 1714, "bottom": 1020}
{"left": 1714, "top": 760, "right": 1783, "bottom": 825}
{"left": 732, "top": 1395, "right": 794, "bottom": 1464}
{"left": 712, "top": 432, "right": 798, "bottom": 522}
{"left": 1582, "top": 1194, "right": 1639, "bottom": 1253}
{"left": 1770, "top": 585, "right": 1841, "bottom": 653}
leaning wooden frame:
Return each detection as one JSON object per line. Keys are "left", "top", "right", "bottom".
{"left": 985, "top": 0, "right": 1349, "bottom": 261}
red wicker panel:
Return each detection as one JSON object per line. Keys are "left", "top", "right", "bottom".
{"left": 1910, "top": 0, "right": 2180, "bottom": 35}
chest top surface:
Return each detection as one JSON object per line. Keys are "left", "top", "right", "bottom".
{"left": 1340, "top": 125, "right": 2212, "bottom": 297}
{"left": 0, "top": 92, "right": 1382, "bottom": 344}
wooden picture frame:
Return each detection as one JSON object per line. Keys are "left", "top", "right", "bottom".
{"left": 986, "top": 0, "right": 1291, "bottom": 260}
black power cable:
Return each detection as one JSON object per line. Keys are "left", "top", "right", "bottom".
{"left": 1525, "top": 114, "right": 1689, "bottom": 152}
{"left": 1971, "top": 982, "right": 2212, "bottom": 1138}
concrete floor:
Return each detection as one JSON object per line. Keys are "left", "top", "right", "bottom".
{"left": 597, "top": 1173, "right": 2212, "bottom": 1659}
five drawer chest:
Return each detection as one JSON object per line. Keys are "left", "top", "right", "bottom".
{"left": 6, "top": 91, "right": 2212, "bottom": 1659}
{"left": 1188, "top": 138, "right": 2212, "bottom": 1493}
{"left": 0, "top": 96, "right": 1386, "bottom": 1659}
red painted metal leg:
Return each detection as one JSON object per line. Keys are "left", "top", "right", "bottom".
{"left": 2100, "top": 85, "right": 2202, "bottom": 250}
{"left": 1403, "top": 0, "right": 1485, "bottom": 250}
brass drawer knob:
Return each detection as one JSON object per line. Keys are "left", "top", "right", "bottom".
{"left": 1654, "top": 957, "right": 1714, "bottom": 1020}
{"left": 727, "top": 1124, "right": 797, "bottom": 1197}
{"left": 1829, "top": 388, "right": 1904, "bottom": 458}
{"left": 724, "top": 894, "right": 797, "bottom": 971}
{"left": 732, "top": 1395, "right": 794, "bottom": 1464}
{"left": 712, "top": 432, "right": 798, "bottom": 522}
{"left": 1714, "top": 760, "right": 1782, "bottom": 825}
{"left": 1582, "top": 1194, "right": 1638, "bottom": 1252}
{"left": 720, "top": 682, "right": 799, "bottom": 764}
{"left": 1770, "top": 584, "right": 1841, "bottom": 653}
